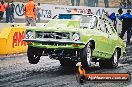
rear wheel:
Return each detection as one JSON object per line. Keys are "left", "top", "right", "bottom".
{"left": 27, "top": 46, "right": 43, "bottom": 64}
{"left": 99, "top": 49, "right": 119, "bottom": 68}
{"left": 110, "top": 49, "right": 119, "bottom": 68}
{"left": 81, "top": 43, "right": 92, "bottom": 70}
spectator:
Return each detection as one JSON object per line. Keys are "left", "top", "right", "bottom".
{"left": 76, "top": 0, "right": 80, "bottom": 6}
{"left": 87, "top": 0, "right": 91, "bottom": 6}
{"left": 87, "top": 0, "right": 94, "bottom": 7}
{"left": 5, "top": 2, "right": 13, "bottom": 23}
{"left": 87, "top": 9, "right": 93, "bottom": 14}
{"left": 119, "top": 9, "right": 132, "bottom": 44}
{"left": 117, "top": 8, "right": 123, "bottom": 17}
{"left": 116, "top": 8, "right": 123, "bottom": 35}
{"left": 10, "top": 0, "right": 15, "bottom": 22}
{"left": 24, "top": 0, "right": 36, "bottom": 26}
{"left": 127, "top": 0, "right": 132, "bottom": 8}
{"left": 0, "top": 1, "right": 5, "bottom": 21}
{"left": 119, "top": 2, "right": 125, "bottom": 8}
{"left": 109, "top": 12, "right": 117, "bottom": 30}
{"left": 71, "top": 0, "right": 80, "bottom": 6}
{"left": 84, "top": 0, "right": 88, "bottom": 6}
{"left": 94, "top": 0, "right": 99, "bottom": 7}
{"left": 71, "top": 8, "right": 78, "bottom": 14}
{"left": 104, "top": 0, "right": 109, "bottom": 8}
{"left": 36, "top": 3, "right": 42, "bottom": 23}
{"left": 65, "top": 0, "right": 69, "bottom": 5}
{"left": 91, "top": 0, "right": 95, "bottom": 7}
{"left": 71, "top": 0, "right": 74, "bottom": 6}
{"left": 119, "top": 0, "right": 127, "bottom": 8}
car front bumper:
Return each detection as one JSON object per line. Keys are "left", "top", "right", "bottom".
{"left": 23, "top": 39, "right": 86, "bottom": 49}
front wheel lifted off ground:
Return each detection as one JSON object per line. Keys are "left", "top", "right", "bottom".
{"left": 81, "top": 42, "right": 93, "bottom": 70}
{"left": 27, "top": 46, "right": 43, "bottom": 64}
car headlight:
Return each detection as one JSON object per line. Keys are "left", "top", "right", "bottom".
{"left": 72, "top": 33, "right": 80, "bottom": 41}
{"left": 26, "top": 31, "right": 34, "bottom": 39}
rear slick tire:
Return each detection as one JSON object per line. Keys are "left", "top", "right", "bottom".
{"left": 110, "top": 49, "right": 119, "bottom": 68}
{"left": 99, "top": 49, "right": 119, "bottom": 68}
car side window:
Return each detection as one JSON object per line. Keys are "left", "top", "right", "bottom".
{"left": 80, "top": 16, "right": 92, "bottom": 28}
{"left": 80, "top": 15, "right": 97, "bottom": 29}
{"left": 89, "top": 16, "right": 98, "bottom": 29}
{"left": 103, "top": 18, "right": 116, "bottom": 35}
{"left": 105, "top": 22, "right": 114, "bottom": 35}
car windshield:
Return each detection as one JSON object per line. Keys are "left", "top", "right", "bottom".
{"left": 53, "top": 14, "right": 97, "bottom": 29}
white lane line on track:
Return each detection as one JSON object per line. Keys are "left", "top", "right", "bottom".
{"left": 118, "top": 63, "right": 129, "bottom": 67}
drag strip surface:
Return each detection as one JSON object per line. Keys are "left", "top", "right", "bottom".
{"left": 0, "top": 45, "right": 132, "bottom": 87}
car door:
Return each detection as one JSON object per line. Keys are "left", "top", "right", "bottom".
{"left": 95, "top": 18, "right": 110, "bottom": 55}
{"left": 105, "top": 21, "right": 118, "bottom": 55}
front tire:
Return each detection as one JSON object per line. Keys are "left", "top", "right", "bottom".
{"left": 27, "top": 46, "right": 43, "bottom": 64}
{"left": 81, "top": 43, "right": 92, "bottom": 69}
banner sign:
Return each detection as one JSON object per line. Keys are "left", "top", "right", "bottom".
{"left": 4, "top": 2, "right": 128, "bottom": 20}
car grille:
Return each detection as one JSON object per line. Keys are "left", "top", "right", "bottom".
{"left": 36, "top": 31, "right": 70, "bottom": 39}
{"left": 42, "top": 42, "right": 66, "bottom": 46}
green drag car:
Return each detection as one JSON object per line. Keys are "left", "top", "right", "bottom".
{"left": 23, "top": 14, "right": 126, "bottom": 69}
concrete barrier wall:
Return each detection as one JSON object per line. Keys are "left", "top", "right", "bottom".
{"left": 0, "top": 23, "right": 11, "bottom": 32}
{"left": 0, "top": 24, "right": 27, "bottom": 55}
